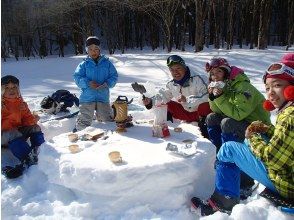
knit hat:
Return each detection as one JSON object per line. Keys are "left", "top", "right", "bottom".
{"left": 167, "top": 55, "right": 186, "bottom": 67}
{"left": 85, "top": 36, "right": 100, "bottom": 47}
{"left": 263, "top": 53, "right": 294, "bottom": 111}
{"left": 1, "top": 75, "right": 20, "bottom": 97}
{"left": 205, "top": 57, "right": 230, "bottom": 73}
{"left": 281, "top": 53, "right": 294, "bottom": 69}
{"left": 263, "top": 53, "right": 294, "bottom": 83}
{"left": 1, "top": 75, "right": 19, "bottom": 86}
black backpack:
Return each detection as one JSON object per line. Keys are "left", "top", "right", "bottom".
{"left": 41, "top": 90, "right": 79, "bottom": 114}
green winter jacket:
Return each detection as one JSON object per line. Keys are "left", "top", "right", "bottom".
{"left": 209, "top": 72, "right": 271, "bottom": 125}
{"left": 249, "top": 103, "right": 294, "bottom": 199}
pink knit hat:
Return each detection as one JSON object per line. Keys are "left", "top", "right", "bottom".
{"left": 264, "top": 53, "right": 294, "bottom": 83}
{"left": 263, "top": 53, "right": 294, "bottom": 111}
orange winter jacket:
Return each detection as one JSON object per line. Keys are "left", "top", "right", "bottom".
{"left": 1, "top": 97, "right": 37, "bottom": 131}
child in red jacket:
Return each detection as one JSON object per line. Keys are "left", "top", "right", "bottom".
{"left": 1, "top": 75, "right": 45, "bottom": 178}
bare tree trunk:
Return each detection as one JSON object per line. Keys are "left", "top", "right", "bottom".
{"left": 1, "top": 46, "right": 7, "bottom": 62}
{"left": 226, "top": 0, "right": 235, "bottom": 50}
{"left": 250, "top": 0, "right": 259, "bottom": 49}
{"left": 142, "top": 0, "right": 180, "bottom": 52}
{"left": 14, "top": 37, "right": 19, "bottom": 61}
{"left": 220, "top": 0, "right": 225, "bottom": 48}
{"left": 38, "top": 28, "right": 47, "bottom": 59}
{"left": 286, "top": 0, "right": 294, "bottom": 50}
{"left": 57, "top": 32, "right": 66, "bottom": 57}
{"left": 194, "top": 0, "right": 207, "bottom": 52}
{"left": 181, "top": 5, "right": 187, "bottom": 52}
{"left": 212, "top": 0, "right": 220, "bottom": 49}
{"left": 257, "top": 0, "right": 272, "bottom": 49}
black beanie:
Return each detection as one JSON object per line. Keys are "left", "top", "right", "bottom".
{"left": 86, "top": 36, "right": 100, "bottom": 47}
{"left": 1, "top": 75, "right": 19, "bottom": 85}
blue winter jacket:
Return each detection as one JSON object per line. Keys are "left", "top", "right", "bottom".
{"left": 74, "top": 55, "right": 118, "bottom": 103}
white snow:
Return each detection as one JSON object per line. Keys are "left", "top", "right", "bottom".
{"left": 1, "top": 47, "right": 293, "bottom": 219}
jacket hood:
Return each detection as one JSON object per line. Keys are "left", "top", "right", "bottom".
{"left": 229, "top": 66, "right": 244, "bottom": 80}
{"left": 228, "top": 69, "right": 250, "bottom": 86}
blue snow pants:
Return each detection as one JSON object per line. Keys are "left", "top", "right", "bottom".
{"left": 216, "top": 140, "right": 277, "bottom": 195}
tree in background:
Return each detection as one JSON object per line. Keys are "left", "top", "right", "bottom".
{"left": 1, "top": 0, "right": 293, "bottom": 61}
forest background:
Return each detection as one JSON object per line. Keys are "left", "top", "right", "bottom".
{"left": 1, "top": 0, "right": 293, "bottom": 60}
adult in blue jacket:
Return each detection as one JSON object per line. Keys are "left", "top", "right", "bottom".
{"left": 73, "top": 36, "right": 118, "bottom": 131}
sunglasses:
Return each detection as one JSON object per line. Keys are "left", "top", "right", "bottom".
{"left": 205, "top": 58, "right": 229, "bottom": 72}
{"left": 167, "top": 55, "right": 185, "bottom": 67}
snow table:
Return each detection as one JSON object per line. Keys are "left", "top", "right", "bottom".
{"left": 39, "top": 122, "right": 216, "bottom": 214}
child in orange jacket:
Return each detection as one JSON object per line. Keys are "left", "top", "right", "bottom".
{"left": 1, "top": 75, "right": 45, "bottom": 178}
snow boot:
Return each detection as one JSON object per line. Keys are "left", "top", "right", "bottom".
{"left": 240, "top": 171, "right": 256, "bottom": 199}
{"left": 2, "top": 164, "right": 25, "bottom": 179}
{"left": 259, "top": 188, "right": 294, "bottom": 208}
{"left": 240, "top": 182, "right": 259, "bottom": 200}
{"left": 191, "top": 191, "right": 239, "bottom": 216}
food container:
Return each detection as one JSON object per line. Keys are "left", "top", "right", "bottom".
{"left": 68, "top": 133, "right": 79, "bottom": 142}
{"left": 108, "top": 151, "right": 122, "bottom": 163}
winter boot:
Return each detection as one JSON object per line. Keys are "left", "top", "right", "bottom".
{"left": 2, "top": 164, "right": 25, "bottom": 179}
{"left": 207, "top": 126, "right": 222, "bottom": 151}
{"left": 191, "top": 191, "right": 239, "bottom": 216}
{"left": 240, "top": 171, "right": 256, "bottom": 200}
{"left": 259, "top": 188, "right": 294, "bottom": 208}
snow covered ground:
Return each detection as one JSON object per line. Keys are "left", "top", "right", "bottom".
{"left": 1, "top": 47, "right": 293, "bottom": 219}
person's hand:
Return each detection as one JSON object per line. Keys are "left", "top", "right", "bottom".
{"left": 143, "top": 97, "right": 151, "bottom": 106}
{"left": 245, "top": 121, "right": 269, "bottom": 139}
{"left": 177, "top": 95, "right": 186, "bottom": 103}
{"left": 212, "top": 88, "right": 223, "bottom": 96}
{"left": 89, "top": 81, "right": 100, "bottom": 89}
{"left": 96, "top": 82, "right": 108, "bottom": 90}
{"left": 208, "top": 87, "right": 214, "bottom": 94}
{"left": 32, "top": 111, "right": 40, "bottom": 122}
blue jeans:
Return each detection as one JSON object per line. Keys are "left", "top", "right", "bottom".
{"left": 217, "top": 140, "right": 277, "bottom": 193}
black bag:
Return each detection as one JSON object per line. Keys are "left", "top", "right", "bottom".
{"left": 41, "top": 90, "right": 79, "bottom": 114}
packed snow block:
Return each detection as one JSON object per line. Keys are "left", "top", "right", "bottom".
{"left": 38, "top": 124, "right": 216, "bottom": 213}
